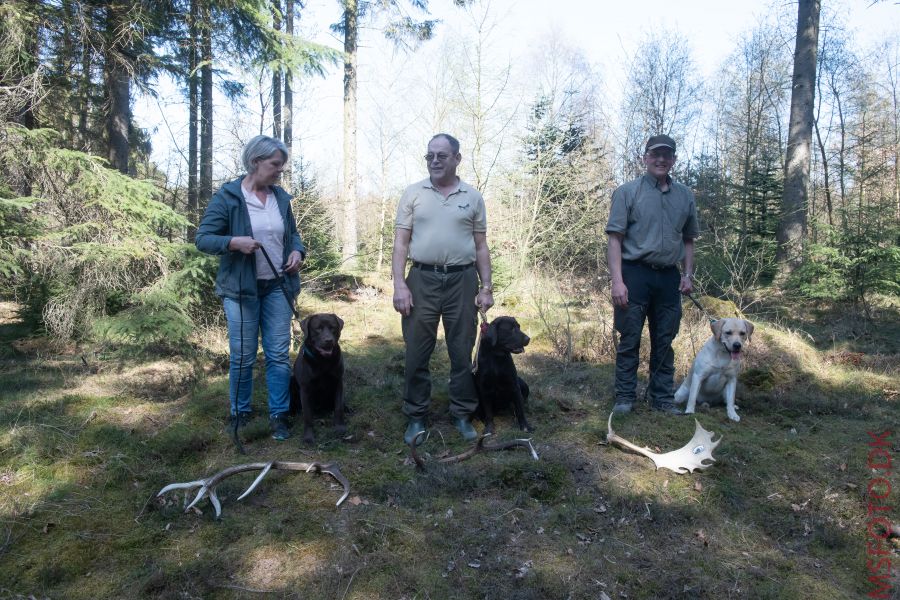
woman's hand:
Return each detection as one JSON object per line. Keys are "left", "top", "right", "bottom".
{"left": 283, "top": 250, "right": 304, "bottom": 274}
{"left": 229, "top": 236, "right": 260, "bottom": 254}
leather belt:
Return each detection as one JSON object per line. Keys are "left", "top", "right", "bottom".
{"left": 622, "top": 259, "right": 676, "bottom": 271}
{"left": 412, "top": 261, "right": 474, "bottom": 273}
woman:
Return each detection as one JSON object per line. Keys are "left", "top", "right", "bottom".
{"left": 196, "top": 135, "right": 305, "bottom": 441}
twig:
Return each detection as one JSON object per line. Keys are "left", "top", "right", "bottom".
{"left": 340, "top": 566, "right": 362, "bottom": 600}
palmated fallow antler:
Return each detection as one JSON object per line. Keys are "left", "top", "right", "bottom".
{"left": 606, "top": 413, "right": 722, "bottom": 474}
{"left": 157, "top": 461, "right": 350, "bottom": 518}
{"left": 410, "top": 431, "right": 539, "bottom": 469}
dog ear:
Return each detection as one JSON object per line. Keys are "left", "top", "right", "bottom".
{"left": 743, "top": 320, "right": 754, "bottom": 343}
{"left": 300, "top": 316, "right": 312, "bottom": 337}
{"left": 484, "top": 320, "right": 498, "bottom": 346}
{"left": 334, "top": 314, "right": 344, "bottom": 331}
{"left": 710, "top": 319, "right": 724, "bottom": 340}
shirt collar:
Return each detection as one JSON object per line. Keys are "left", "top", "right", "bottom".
{"left": 422, "top": 177, "right": 467, "bottom": 195}
{"left": 642, "top": 173, "right": 673, "bottom": 189}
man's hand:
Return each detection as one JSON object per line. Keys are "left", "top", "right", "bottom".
{"left": 679, "top": 274, "right": 693, "bottom": 295}
{"left": 611, "top": 280, "right": 629, "bottom": 307}
{"left": 475, "top": 289, "right": 494, "bottom": 311}
{"left": 229, "top": 236, "right": 260, "bottom": 254}
{"left": 393, "top": 283, "right": 414, "bottom": 316}
{"left": 283, "top": 250, "right": 304, "bottom": 274}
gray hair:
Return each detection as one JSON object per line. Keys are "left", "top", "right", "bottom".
{"left": 429, "top": 133, "right": 460, "bottom": 154}
{"left": 242, "top": 135, "right": 289, "bottom": 173}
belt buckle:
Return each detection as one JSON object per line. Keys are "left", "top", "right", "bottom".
{"left": 434, "top": 264, "right": 444, "bottom": 273}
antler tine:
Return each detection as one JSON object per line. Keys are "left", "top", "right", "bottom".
{"left": 317, "top": 463, "right": 351, "bottom": 507}
{"left": 480, "top": 437, "right": 540, "bottom": 461}
{"left": 236, "top": 461, "right": 274, "bottom": 501}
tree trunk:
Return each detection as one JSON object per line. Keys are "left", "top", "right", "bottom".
{"left": 77, "top": 30, "right": 92, "bottom": 151}
{"left": 341, "top": 0, "right": 359, "bottom": 269}
{"left": 284, "top": 0, "right": 294, "bottom": 188}
{"left": 271, "top": 0, "right": 282, "bottom": 140}
{"left": 187, "top": 0, "right": 200, "bottom": 241}
{"left": 199, "top": 0, "right": 213, "bottom": 211}
{"left": 104, "top": 3, "right": 130, "bottom": 174}
{"left": 776, "top": 0, "right": 820, "bottom": 272}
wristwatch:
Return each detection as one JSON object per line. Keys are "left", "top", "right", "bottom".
{"left": 480, "top": 284, "right": 493, "bottom": 292}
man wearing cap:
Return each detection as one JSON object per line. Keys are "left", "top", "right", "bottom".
{"left": 606, "top": 134, "right": 699, "bottom": 415}
{"left": 392, "top": 133, "right": 494, "bottom": 444}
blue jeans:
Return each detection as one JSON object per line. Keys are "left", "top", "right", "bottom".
{"left": 223, "top": 279, "right": 293, "bottom": 418}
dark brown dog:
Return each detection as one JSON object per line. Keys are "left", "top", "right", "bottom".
{"left": 474, "top": 316, "right": 533, "bottom": 434}
{"left": 289, "top": 313, "right": 346, "bottom": 444}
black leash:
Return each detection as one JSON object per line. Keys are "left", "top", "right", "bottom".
{"left": 685, "top": 292, "right": 717, "bottom": 324}
{"left": 257, "top": 245, "right": 300, "bottom": 320}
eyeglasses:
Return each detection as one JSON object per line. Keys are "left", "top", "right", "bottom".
{"left": 424, "top": 153, "right": 452, "bottom": 162}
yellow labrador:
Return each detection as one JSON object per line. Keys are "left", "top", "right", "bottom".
{"left": 674, "top": 318, "right": 754, "bottom": 422}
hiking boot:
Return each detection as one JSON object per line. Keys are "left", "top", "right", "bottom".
{"left": 453, "top": 417, "right": 478, "bottom": 441}
{"left": 651, "top": 401, "right": 683, "bottom": 415}
{"left": 270, "top": 414, "right": 292, "bottom": 441}
{"left": 404, "top": 419, "right": 426, "bottom": 446}
{"left": 611, "top": 401, "right": 633, "bottom": 415}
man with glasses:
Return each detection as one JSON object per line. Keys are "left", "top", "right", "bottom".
{"left": 392, "top": 133, "right": 494, "bottom": 444}
{"left": 606, "top": 135, "right": 699, "bottom": 415}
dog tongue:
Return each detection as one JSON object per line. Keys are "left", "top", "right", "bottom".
{"left": 730, "top": 351, "right": 740, "bottom": 360}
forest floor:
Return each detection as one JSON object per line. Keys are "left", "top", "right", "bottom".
{"left": 0, "top": 275, "right": 898, "bottom": 599}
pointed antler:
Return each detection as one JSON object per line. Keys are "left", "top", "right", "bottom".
{"left": 157, "top": 461, "right": 350, "bottom": 518}
{"left": 410, "top": 431, "right": 539, "bottom": 469}
{"left": 606, "top": 412, "right": 722, "bottom": 474}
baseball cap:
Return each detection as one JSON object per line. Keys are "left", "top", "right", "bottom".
{"left": 646, "top": 135, "right": 676, "bottom": 153}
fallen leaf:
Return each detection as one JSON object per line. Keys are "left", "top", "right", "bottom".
{"left": 42, "top": 523, "right": 54, "bottom": 534}
{"left": 694, "top": 481, "right": 703, "bottom": 492}
{"left": 467, "top": 561, "right": 481, "bottom": 569}
{"left": 348, "top": 496, "right": 362, "bottom": 506}
{"left": 445, "top": 508, "right": 453, "bottom": 519}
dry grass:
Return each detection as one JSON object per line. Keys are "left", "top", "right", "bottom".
{"left": 0, "top": 283, "right": 898, "bottom": 599}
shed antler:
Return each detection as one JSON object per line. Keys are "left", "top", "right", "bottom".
{"left": 157, "top": 461, "right": 350, "bottom": 518}
{"left": 409, "top": 431, "right": 539, "bottom": 469}
{"left": 606, "top": 413, "right": 722, "bottom": 474}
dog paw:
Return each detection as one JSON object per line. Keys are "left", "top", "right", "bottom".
{"left": 684, "top": 408, "right": 695, "bottom": 415}
{"left": 728, "top": 412, "right": 741, "bottom": 422}
{"left": 521, "top": 423, "right": 535, "bottom": 433}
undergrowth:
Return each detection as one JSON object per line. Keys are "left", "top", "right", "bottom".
{"left": 0, "top": 276, "right": 897, "bottom": 599}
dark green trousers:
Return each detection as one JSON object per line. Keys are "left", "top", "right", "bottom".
{"left": 613, "top": 261, "right": 682, "bottom": 404}
{"left": 401, "top": 265, "right": 479, "bottom": 420}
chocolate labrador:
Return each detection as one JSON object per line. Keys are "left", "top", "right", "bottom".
{"left": 474, "top": 316, "right": 534, "bottom": 434}
{"left": 289, "top": 313, "right": 346, "bottom": 444}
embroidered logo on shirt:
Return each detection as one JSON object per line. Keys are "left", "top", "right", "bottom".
{"left": 457, "top": 203, "right": 470, "bottom": 210}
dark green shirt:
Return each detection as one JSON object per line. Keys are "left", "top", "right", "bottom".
{"left": 605, "top": 174, "right": 699, "bottom": 267}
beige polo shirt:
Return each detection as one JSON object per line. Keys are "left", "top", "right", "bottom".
{"left": 395, "top": 177, "right": 487, "bottom": 266}
{"left": 605, "top": 174, "right": 699, "bottom": 267}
